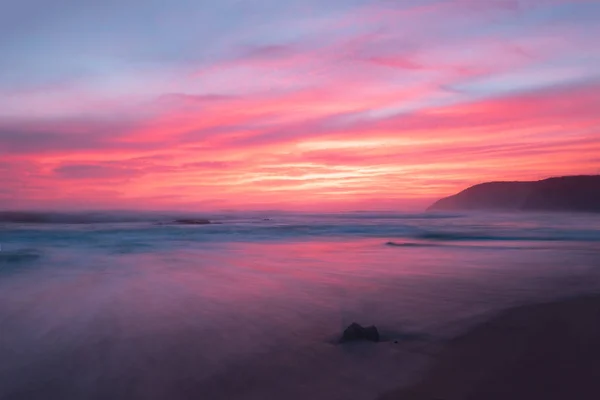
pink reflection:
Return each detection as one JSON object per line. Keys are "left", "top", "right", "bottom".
{"left": 2, "top": 237, "right": 600, "bottom": 399}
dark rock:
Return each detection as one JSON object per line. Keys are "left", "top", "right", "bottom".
{"left": 173, "top": 219, "right": 211, "bottom": 225}
{"left": 341, "top": 322, "right": 380, "bottom": 343}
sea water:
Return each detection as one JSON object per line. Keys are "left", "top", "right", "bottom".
{"left": 1, "top": 211, "right": 600, "bottom": 400}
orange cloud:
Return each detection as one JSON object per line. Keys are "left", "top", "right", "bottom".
{"left": 2, "top": 0, "right": 599, "bottom": 210}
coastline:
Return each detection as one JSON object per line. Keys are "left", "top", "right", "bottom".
{"left": 377, "top": 294, "right": 600, "bottom": 400}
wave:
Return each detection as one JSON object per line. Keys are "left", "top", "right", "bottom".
{"left": 386, "top": 241, "right": 441, "bottom": 247}
{"left": 0, "top": 249, "right": 41, "bottom": 264}
{"left": 3, "top": 212, "right": 600, "bottom": 253}
{"left": 0, "top": 211, "right": 465, "bottom": 225}
{"left": 415, "top": 230, "right": 600, "bottom": 242}
{"left": 7, "top": 222, "right": 600, "bottom": 243}
{"left": 321, "top": 212, "right": 464, "bottom": 220}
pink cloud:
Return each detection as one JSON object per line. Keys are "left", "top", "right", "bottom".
{"left": 3, "top": 0, "right": 599, "bottom": 210}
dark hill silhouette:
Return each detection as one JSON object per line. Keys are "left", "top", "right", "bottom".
{"left": 428, "top": 175, "right": 600, "bottom": 212}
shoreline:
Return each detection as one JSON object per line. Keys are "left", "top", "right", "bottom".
{"left": 377, "top": 294, "right": 600, "bottom": 400}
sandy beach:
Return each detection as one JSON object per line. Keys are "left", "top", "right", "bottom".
{"left": 378, "top": 294, "right": 600, "bottom": 400}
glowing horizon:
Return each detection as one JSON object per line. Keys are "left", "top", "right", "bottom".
{"left": 2, "top": 0, "right": 599, "bottom": 211}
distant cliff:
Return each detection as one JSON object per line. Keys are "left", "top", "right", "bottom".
{"left": 428, "top": 175, "right": 600, "bottom": 212}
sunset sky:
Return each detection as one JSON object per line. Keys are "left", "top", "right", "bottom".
{"left": 2, "top": 0, "right": 599, "bottom": 210}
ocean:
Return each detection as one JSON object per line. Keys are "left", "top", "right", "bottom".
{"left": 1, "top": 211, "right": 600, "bottom": 400}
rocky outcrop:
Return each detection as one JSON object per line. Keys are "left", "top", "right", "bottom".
{"left": 172, "top": 219, "right": 211, "bottom": 225}
{"left": 340, "top": 323, "right": 380, "bottom": 343}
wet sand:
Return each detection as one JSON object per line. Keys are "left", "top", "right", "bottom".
{"left": 378, "top": 295, "right": 600, "bottom": 400}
